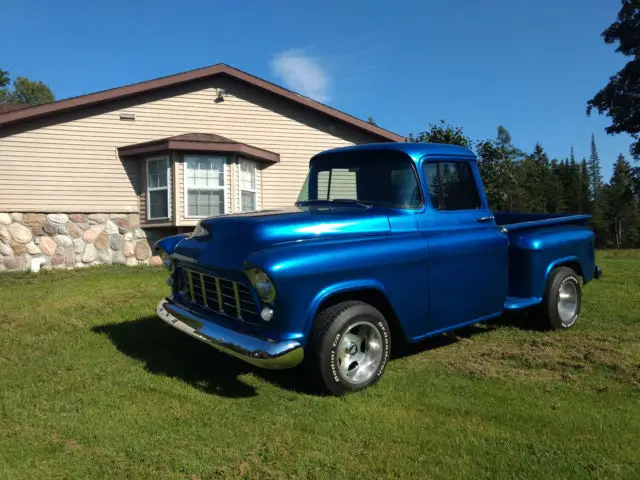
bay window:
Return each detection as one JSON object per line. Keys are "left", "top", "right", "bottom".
{"left": 240, "top": 159, "right": 257, "bottom": 212}
{"left": 185, "top": 155, "right": 226, "bottom": 217}
{"left": 146, "top": 156, "right": 171, "bottom": 220}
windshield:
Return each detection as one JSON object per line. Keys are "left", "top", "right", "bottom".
{"left": 296, "top": 150, "right": 422, "bottom": 209}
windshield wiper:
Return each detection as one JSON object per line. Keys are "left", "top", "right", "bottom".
{"left": 296, "top": 199, "right": 372, "bottom": 208}
{"left": 330, "top": 198, "right": 372, "bottom": 208}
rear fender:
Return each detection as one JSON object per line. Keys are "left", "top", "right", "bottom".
{"left": 544, "top": 256, "right": 585, "bottom": 283}
{"left": 507, "top": 225, "right": 595, "bottom": 298}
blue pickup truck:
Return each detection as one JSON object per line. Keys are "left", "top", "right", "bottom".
{"left": 155, "top": 142, "right": 602, "bottom": 395}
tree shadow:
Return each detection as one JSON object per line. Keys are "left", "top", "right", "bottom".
{"left": 92, "top": 316, "right": 317, "bottom": 398}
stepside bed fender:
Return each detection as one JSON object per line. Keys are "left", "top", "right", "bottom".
{"left": 544, "top": 255, "right": 586, "bottom": 283}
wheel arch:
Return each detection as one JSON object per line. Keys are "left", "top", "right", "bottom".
{"left": 305, "top": 281, "right": 408, "bottom": 344}
{"left": 544, "top": 256, "right": 584, "bottom": 284}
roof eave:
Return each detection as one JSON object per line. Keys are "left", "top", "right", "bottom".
{"left": 0, "top": 64, "right": 405, "bottom": 142}
{"left": 118, "top": 139, "right": 280, "bottom": 164}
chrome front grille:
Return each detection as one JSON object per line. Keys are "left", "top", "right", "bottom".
{"left": 181, "top": 268, "right": 259, "bottom": 323}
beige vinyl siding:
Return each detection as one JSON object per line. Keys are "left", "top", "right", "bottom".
{"left": 0, "top": 76, "right": 378, "bottom": 216}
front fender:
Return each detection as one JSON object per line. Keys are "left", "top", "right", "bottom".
{"left": 154, "top": 234, "right": 189, "bottom": 256}
{"left": 303, "top": 279, "right": 405, "bottom": 339}
{"left": 245, "top": 233, "right": 430, "bottom": 345}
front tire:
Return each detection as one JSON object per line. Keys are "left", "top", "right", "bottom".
{"left": 307, "top": 301, "right": 391, "bottom": 396}
{"left": 540, "top": 266, "right": 582, "bottom": 330}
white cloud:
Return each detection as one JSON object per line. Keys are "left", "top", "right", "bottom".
{"left": 270, "top": 49, "right": 331, "bottom": 102}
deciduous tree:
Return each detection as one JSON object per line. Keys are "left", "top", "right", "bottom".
{"left": 408, "top": 120, "right": 472, "bottom": 148}
{"left": 0, "top": 69, "right": 54, "bottom": 105}
{"left": 586, "top": 0, "right": 640, "bottom": 159}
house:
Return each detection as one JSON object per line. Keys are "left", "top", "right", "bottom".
{"left": 0, "top": 64, "right": 404, "bottom": 272}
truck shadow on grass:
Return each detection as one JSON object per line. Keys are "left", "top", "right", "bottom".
{"left": 92, "top": 312, "right": 539, "bottom": 398}
{"left": 93, "top": 317, "right": 268, "bottom": 398}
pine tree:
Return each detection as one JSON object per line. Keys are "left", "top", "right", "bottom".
{"left": 519, "top": 145, "right": 546, "bottom": 212}
{"left": 523, "top": 144, "right": 565, "bottom": 213}
{"left": 607, "top": 154, "right": 640, "bottom": 247}
{"left": 632, "top": 164, "right": 640, "bottom": 200}
{"left": 558, "top": 157, "right": 582, "bottom": 213}
{"left": 589, "top": 134, "right": 603, "bottom": 199}
{"left": 580, "top": 159, "right": 592, "bottom": 214}
{"left": 548, "top": 158, "right": 567, "bottom": 213}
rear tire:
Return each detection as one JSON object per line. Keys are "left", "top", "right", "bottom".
{"left": 307, "top": 301, "right": 391, "bottom": 396}
{"left": 539, "top": 266, "right": 582, "bottom": 330}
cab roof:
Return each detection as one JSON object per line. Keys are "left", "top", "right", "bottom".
{"left": 313, "top": 142, "right": 476, "bottom": 163}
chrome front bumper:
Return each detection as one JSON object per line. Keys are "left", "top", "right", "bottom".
{"left": 156, "top": 298, "right": 304, "bottom": 370}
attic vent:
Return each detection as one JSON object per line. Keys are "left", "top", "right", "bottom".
{"left": 119, "top": 112, "right": 135, "bottom": 121}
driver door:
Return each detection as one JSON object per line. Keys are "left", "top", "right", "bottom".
{"left": 418, "top": 158, "right": 508, "bottom": 334}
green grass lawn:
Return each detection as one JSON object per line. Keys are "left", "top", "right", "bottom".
{"left": 0, "top": 251, "right": 638, "bottom": 479}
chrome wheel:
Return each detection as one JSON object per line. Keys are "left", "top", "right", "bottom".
{"left": 337, "top": 320, "right": 383, "bottom": 385}
{"left": 557, "top": 277, "right": 579, "bottom": 326}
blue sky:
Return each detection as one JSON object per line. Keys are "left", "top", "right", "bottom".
{"left": 1, "top": 0, "right": 632, "bottom": 179}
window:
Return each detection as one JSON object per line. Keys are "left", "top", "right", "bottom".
{"left": 240, "top": 160, "right": 257, "bottom": 212}
{"left": 316, "top": 169, "right": 357, "bottom": 200}
{"left": 185, "top": 155, "right": 226, "bottom": 217}
{"left": 146, "top": 157, "right": 170, "bottom": 220}
{"left": 297, "top": 150, "right": 421, "bottom": 208}
{"left": 423, "top": 161, "right": 481, "bottom": 211}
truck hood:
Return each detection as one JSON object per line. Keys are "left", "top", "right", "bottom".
{"left": 172, "top": 207, "right": 391, "bottom": 270}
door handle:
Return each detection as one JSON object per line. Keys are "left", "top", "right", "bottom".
{"left": 477, "top": 216, "right": 495, "bottom": 223}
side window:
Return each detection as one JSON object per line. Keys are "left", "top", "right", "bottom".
{"left": 147, "top": 156, "right": 171, "bottom": 219}
{"left": 423, "top": 161, "right": 481, "bottom": 211}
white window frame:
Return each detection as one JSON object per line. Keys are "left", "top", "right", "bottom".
{"left": 184, "top": 154, "right": 227, "bottom": 218}
{"left": 146, "top": 156, "right": 171, "bottom": 220}
{"left": 239, "top": 159, "right": 258, "bottom": 212}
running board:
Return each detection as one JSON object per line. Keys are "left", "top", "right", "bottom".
{"left": 504, "top": 296, "right": 542, "bottom": 310}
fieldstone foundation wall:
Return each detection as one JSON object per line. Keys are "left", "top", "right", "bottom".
{"left": 0, "top": 212, "right": 162, "bottom": 273}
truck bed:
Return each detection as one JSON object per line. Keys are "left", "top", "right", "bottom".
{"left": 494, "top": 212, "right": 596, "bottom": 310}
{"left": 494, "top": 212, "right": 591, "bottom": 232}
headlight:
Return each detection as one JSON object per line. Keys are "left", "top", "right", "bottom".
{"left": 177, "top": 269, "right": 189, "bottom": 297}
{"left": 246, "top": 268, "right": 276, "bottom": 303}
{"left": 158, "top": 249, "right": 174, "bottom": 272}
